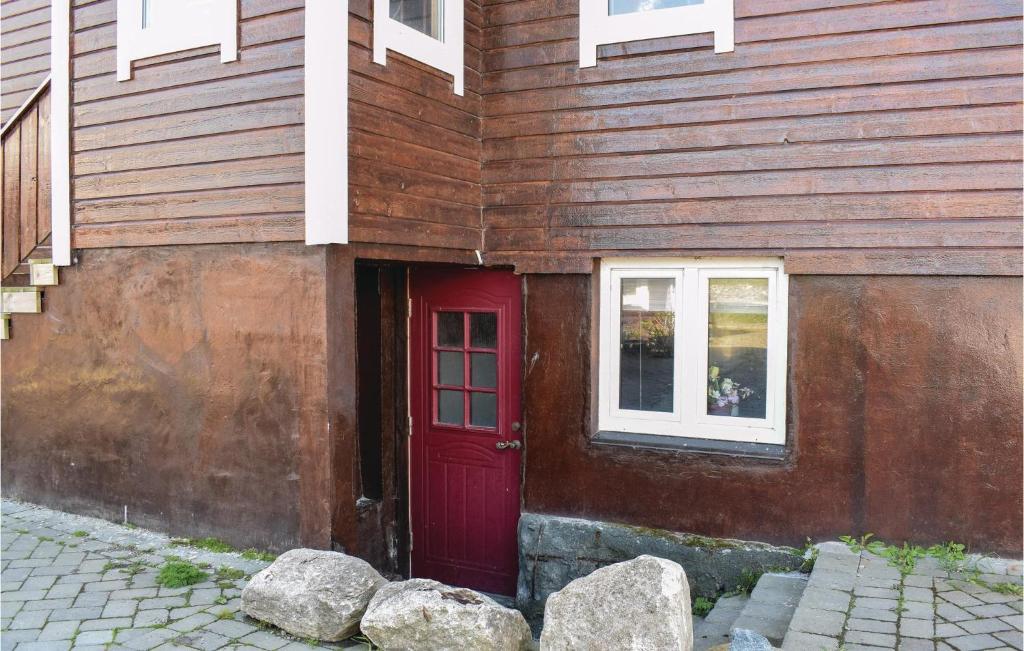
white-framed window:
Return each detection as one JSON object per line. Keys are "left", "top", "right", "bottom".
{"left": 373, "top": 0, "right": 464, "bottom": 95}
{"left": 117, "top": 0, "right": 238, "bottom": 81}
{"left": 598, "top": 258, "right": 788, "bottom": 445}
{"left": 579, "top": 0, "right": 733, "bottom": 68}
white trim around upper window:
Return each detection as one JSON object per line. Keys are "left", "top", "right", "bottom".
{"left": 373, "top": 0, "right": 464, "bottom": 95}
{"left": 579, "top": 0, "right": 733, "bottom": 68}
{"left": 50, "top": 0, "right": 71, "bottom": 266}
{"left": 598, "top": 258, "right": 788, "bottom": 446}
{"left": 116, "top": 0, "right": 238, "bottom": 81}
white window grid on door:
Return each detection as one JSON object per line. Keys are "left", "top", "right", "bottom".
{"left": 598, "top": 258, "right": 788, "bottom": 445}
{"left": 117, "top": 0, "right": 238, "bottom": 81}
{"left": 579, "top": 0, "right": 733, "bottom": 68}
{"left": 373, "top": 0, "right": 465, "bottom": 95}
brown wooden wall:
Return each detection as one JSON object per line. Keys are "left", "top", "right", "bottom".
{"left": 1, "top": 85, "right": 51, "bottom": 278}
{"left": 481, "top": 0, "right": 1024, "bottom": 274}
{"left": 67, "top": 0, "right": 483, "bottom": 256}
{"left": 1, "top": 0, "right": 51, "bottom": 127}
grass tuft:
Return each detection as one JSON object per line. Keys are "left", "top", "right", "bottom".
{"left": 241, "top": 548, "right": 277, "bottom": 562}
{"left": 692, "top": 596, "right": 715, "bottom": 617}
{"left": 156, "top": 561, "right": 209, "bottom": 588}
{"left": 72, "top": 530, "right": 89, "bottom": 537}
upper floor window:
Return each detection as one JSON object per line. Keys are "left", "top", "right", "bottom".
{"left": 117, "top": 0, "right": 238, "bottom": 81}
{"left": 579, "top": 0, "right": 733, "bottom": 68}
{"left": 374, "top": 0, "right": 464, "bottom": 95}
{"left": 598, "top": 258, "right": 787, "bottom": 446}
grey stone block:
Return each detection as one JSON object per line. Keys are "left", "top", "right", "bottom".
{"left": 799, "top": 587, "right": 851, "bottom": 612}
{"left": 899, "top": 638, "right": 936, "bottom": 650}
{"left": 994, "top": 629, "right": 1023, "bottom": 649}
{"left": 134, "top": 609, "right": 169, "bottom": 628}
{"left": 853, "top": 585, "right": 899, "bottom": 600}
{"left": 23, "top": 599, "right": 73, "bottom": 612}
{"left": 901, "top": 618, "right": 935, "bottom": 639}
{"left": 37, "top": 621, "right": 79, "bottom": 642}
{"left": 788, "top": 607, "right": 845, "bottom": 637}
{"left": 903, "top": 586, "right": 934, "bottom": 602}
{"left": 74, "top": 630, "right": 115, "bottom": 646}
{"left": 855, "top": 596, "right": 900, "bottom": 611}
{"left": 203, "top": 619, "right": 257, "bottom": 640}
{"left": 12, "top": 641, "right": 72, "bottom": 651}
{"left": 43, "top": 585, "right": 80, "bottom": 600}
{"left": 122, "top": 628, "right": 178, "bottom": 651}
{"left": 237, "top": 632, "right": 288, "bottom": 651}
{"left": 938, "top": 602, "right": 975, "bottom": 622}
{"left": 944, "top": 591, "right": 986, "bottom": 608}
{"left": 48, "top": 608, "right": 102, "bottom": 622}
{"left": 847, "top": 618, "right": 897, "bottom": 634}
{"left": 961, "top": 618, "right": 1015, "bottom": 635}
{"left": 172, "top": 630, "right": 230, "bottom": 651}
{"left": 10, "top": 610, "right": 51, "bottom": 630}
{"left": 844, "top": 629, "right": 897, "bottom": 647}
{"left": 944, "top": 634, "right": 1004, "bottom": 651}
{"left": 77, "top": 617, "right": 133, "bottom": 632}
{"left": 849, "top": 606, "right": 898, "bottom": 622}
{"left": 137, "top": 598, "right": 185, "bottom": 612}
{"left": 101, "top": 601, "right": 138, "bottom": 619}
{"left": 968, "top": 604, "right": 1019, "bottom": 618}
{"left": 903, "top": 600, "right": 936, "bottom": 620}
{"left": 167, "top": 613, "right": 216, "bottom": 633}
{"left": 71, "top": 593, "right": 108, "bottom": 609}
{"left": 187, "top": 590, "right": 221, "bottom": 607}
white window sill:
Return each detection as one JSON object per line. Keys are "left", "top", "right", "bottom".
{"left": 593, "top": 430, "right": 787, "bottom": 460}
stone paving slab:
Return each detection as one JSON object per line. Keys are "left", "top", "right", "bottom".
{"left": 1, "top": 500, "right": 371, "bottom": 651}
{"left": 782, "top": 542, "right": 1023, "bottom": 651}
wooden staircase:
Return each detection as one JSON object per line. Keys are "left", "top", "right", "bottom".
{"left": 1, "top": 81, "right": 60, "bottom": 340}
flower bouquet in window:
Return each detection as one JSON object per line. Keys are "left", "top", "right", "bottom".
{"left": 707, "top": 366, "right": 754, "bottom": 417}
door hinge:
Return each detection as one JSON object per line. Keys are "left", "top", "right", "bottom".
{"left": 408, "top": 415, "right": 413, "bottom": 436}
{"left": 409, "top": 529, "right": 413, "bottom": 551}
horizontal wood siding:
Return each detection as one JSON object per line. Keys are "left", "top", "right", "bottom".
{"left": 68, "top": 0, "right": 483, "bottom": 253}
{"left": 1, "top": 0, "right": 51, "bottom": 127}
{"left": 481, "top": 0, "right": 1024, "bottom": 274}
{"left": 1, "top": 87, "right": 51, "bottom": 278}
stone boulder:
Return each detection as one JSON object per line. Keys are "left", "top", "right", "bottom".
{"left": 241, "top": 548, "right": 386, "bottom": 641}
{"left": 539, "top": 554, "right": 693, "bottom": 651}
{"left": 361, "top": 578, "right": 533, "bottom": 651}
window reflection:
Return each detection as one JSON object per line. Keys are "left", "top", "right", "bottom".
{"left": 608, "top": 0, "right": 702, "bottom": 15}
{"left": 619, "top": 278, "right": 675, "bottom": 413}
{"left": 390, "top": 0, "right": 442, "bottom": 39}
{"left": 707, "top": 278, "right": 768, "bottom": 419}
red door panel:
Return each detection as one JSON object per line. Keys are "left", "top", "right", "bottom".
{"left": 410, "top": 269, "right": 522, "bottom": 596}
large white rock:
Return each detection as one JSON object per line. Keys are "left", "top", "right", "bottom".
{"left": 540, "top": 554, "right": 693, "bottom": 651}
{"left": 361, "top": 578, "right": 533, "bottom": 651}
{"left": 240, "top": 548, "right": 386, "bottom": 641}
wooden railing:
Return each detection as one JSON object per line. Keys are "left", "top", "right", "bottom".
{"left": 1, "top": 79, "right": 53, "bottom": 284}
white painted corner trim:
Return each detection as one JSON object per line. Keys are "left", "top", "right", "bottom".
{"left": 304, "top": 0, "right": 349, "bottom": 245}
{"left": 373, "top": 0, "right": 464, "bottom": 95}
{"left": 116, "top": 0, "right": 238, "bottom": 81}
{"left": 50, "top": 0, "right": 72, "bottom": 267}
{"left": 579, "top": 0, "right": 734, "bottom": 67}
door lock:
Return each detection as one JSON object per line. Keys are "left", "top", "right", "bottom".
{"left": 511, "top": 421, "right": 522, "bottom": 431}
{"left": 495, "top": 440, "right": 522, "bottom": 450}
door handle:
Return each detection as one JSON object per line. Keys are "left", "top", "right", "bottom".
{"left": 495, "top": 440, "right": 522, "bottom": 450}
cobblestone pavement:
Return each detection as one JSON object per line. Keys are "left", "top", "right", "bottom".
{"left": 783, "top": 542, "right": 1024, "bottom": 651}
{"left": 0, "top": 500, "right": 370, "bottom": 651}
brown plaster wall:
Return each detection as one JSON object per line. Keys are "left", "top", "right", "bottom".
{"left": 522, "top": 274, "right": 1023, "bottom": 555}
{"left": 0, "top": 242, "right": 338, "bottom": 552}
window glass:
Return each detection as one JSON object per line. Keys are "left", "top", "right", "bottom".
{"left": 706, "top": 278, "right": 768, "bottom": 419}
{"left": 436, "top": 311, "right": 463, "bottom": 347}
{"left": 619, "top": 278, "right": 675, "bottom": 413}
{"left": 390, "top": 0, "right": 442, "bottom": 39}
{"left": 438, "top": 389, "right": 463, "bottom": 425}
{"left": 470, "top": 312, "right": 498, "bottom": 348}
{"left": 608, "top": 0, "right": 702, "bottom": 15}
{"left": 438, "top": 351, "right": 464, "bottom": 386}
{"left": 470, "top": 392, "right": 497, "bottom": 428}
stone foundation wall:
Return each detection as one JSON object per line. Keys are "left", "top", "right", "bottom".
{"left": 516, "top": 513, "right": 804, "bottom": 618}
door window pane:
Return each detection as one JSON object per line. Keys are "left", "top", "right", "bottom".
{"left": 470, "top": 353, "right": 497, "bottom": 388}
{"left": 619, "top": 278, "right": 675, "bottom": 412}
{"left": 707, "top": 278, "right": 768, "bottom": 419}
{"left": 608, "top": 0, "right": 702, "bottom": 15}
{"left": 438, "top": 351, "right": 464, "bottom": 386}
{"left": 470, "top": 392, "right": 497, "bottom": 428}
{"left": 438, "top": 389, "right": 464, "bottom": 425}
{"left": 470, "top": 312, "right": 498, "bottom": 348}
{"left": 437, "top": 311, "right": 463, "bottom": 347}
{"left": 390, "top": 0, "right": 442, "bottom": 39}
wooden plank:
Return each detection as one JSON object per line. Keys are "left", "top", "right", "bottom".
{"left": 2, "top": 125, "right": 22, "bottom": 277}
{"left": 72, "top": 213, "right": 306, "bottom": 248}
{"left": 484, "top": 162, "right": 1024, "bottom": 206}
{"left": 36, "top": 88, "right": 51, "bottom": 241}
{"left": 74, "top": 185, "right": 304, "bottom": 224}
{"left": 18, "top": 104, "right": 38, "bottom": 260}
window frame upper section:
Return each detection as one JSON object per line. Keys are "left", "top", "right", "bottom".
{"left": 116, "top": 0, "right": 238, "bottom": 81}
{"left": 373, "top": 0, "right": 465, "bottom": 95}
{"left": 579, "top": 0, "right": 734, "bottom": 68}
{"left": 598, "top": 258, "right": 788, "bottom": 446}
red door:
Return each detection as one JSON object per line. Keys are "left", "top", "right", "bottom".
{"left": 409, "top": 268, "right": 522, "bottom": 596}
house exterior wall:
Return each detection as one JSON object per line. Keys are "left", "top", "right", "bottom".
{"left": 65, "top": 0, "right": 483, "bottom": 258}
{"left": 0, "top": 242, "right": 337, "bottom": 552}
{"left": 1, "top": 0, "right": 50, "bottom": 126}
{"left": 520, "top": 273, "right": 1023, "bottom": 556}
{"left": 481, "top": 0, "right": 1024, "bottom": 275}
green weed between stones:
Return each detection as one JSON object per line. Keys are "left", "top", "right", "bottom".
{"left": 171, "top": 537, "right": 235, "bottom": 553}
{"left": 348, "top": 633, "right": 379, "bottom": 650}
{"left": 241, "top": 548, "right": 277, "bottom": 562}
{"left": 216, "top": 566, "right": 245, "bottom": 580}
{"left": 692, "top": 596, "right": 715, "bottom": 617}
{"left": 156, "top": 560, "right": 210, "bottom": 588}
{"left": 840, "top": 534, "right": 997, "bottom": 583}
{"left": 215, "top": 609, "right": 235, "bottom": 621}
{"left": 72, "top": 530, "right": 89, "bottom": 537}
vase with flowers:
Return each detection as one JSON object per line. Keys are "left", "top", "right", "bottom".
{"left": 707, "top": 366, "right": 754, "bottom": 417}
